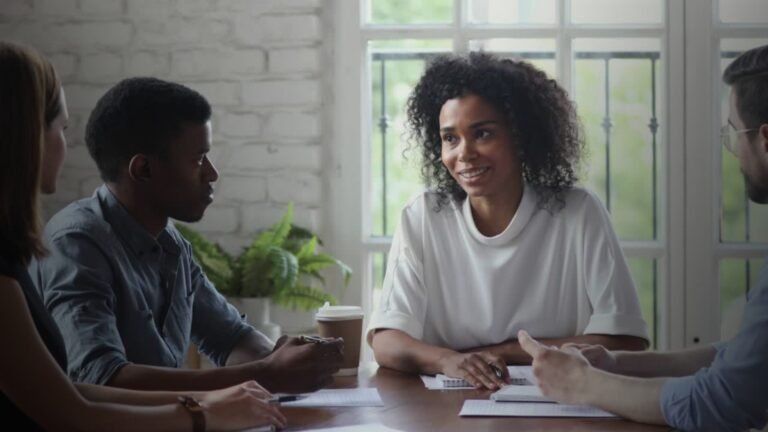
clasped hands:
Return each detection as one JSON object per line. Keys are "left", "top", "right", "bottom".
{"left": 257, "top": 335, "right": 345, "bottom": 393}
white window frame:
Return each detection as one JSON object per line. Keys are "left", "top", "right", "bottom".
{"left": 684, "top": 0, "right": 768, "bottom": 347}
{"left": 328, "top": 0, "right": 692, "bottom": 357}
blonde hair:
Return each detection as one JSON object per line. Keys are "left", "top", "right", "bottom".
{"left": 0, "top": 42, "right": 61, "bottom": 264}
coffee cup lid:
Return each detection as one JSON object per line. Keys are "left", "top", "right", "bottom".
{"left": 315, "top": 302, "right": 364, "bottom": 320}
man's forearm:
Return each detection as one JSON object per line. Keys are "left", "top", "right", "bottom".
{"left": 584, "top": 368, "right": 667, "bottom": 425}
{"left": 106, "top": 362, "right": 258, "bottom": 391}
{"left": 466, "top": 334, "right": 648, "bottom": 364}
{"left": 614, "top": 345, "right": 717, "bottom": 378}
{"left": 226, "top": 330, "right": 275, "bottom": 366}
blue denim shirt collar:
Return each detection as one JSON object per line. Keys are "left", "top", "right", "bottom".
{"left": 96, "top": 184, "right": 180, "bottom": 258}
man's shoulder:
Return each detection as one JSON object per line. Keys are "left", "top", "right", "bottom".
{"left": 45, "top": 195, "right": 112, "bottom": 241}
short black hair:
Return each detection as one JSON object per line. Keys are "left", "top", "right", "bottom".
{"left": 85, "top": 77, "right": 211, "bottom": 182}
{"left": 723, "top": 44, "right": 768, "bottom": 133}
{"left": 406, "top": 51, "right": 584, "bottom": 211}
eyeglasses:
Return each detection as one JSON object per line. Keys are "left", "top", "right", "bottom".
{"left": 720, "top": 124, "right": 758, "bottom": 156}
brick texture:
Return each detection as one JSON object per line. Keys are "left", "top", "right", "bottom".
{"left": 0, "top": 0, "right": 329, "bottom": 271}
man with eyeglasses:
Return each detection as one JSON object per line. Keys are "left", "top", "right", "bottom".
{"left": 518, "top": 44, "right": 768, "bottom": 431}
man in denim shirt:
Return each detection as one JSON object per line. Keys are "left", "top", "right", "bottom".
{"left": 33, "top": 78, "right": 342, "bottom": 393}
{"left": 517, "top": 45, "right": 768, "bottom": 431}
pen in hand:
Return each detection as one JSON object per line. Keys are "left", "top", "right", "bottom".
{"left": 489, "top": 363, "right": 512, "bottom": 385}
{"left": 300, "top": 335, "right": 344, "bottom": 354}
{"left": 268, "top": 394, "right": 305, "bottom": 405}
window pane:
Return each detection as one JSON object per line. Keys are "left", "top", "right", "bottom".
{"left": 369, "top": 40, "right": 451, "bottom": 237}
{"left": 719, "top": 0, "right": 768, "bottom": 23}
{"left": 573, "top": 39, "right": 662, "bottom": 241}
{"left": 571, "top": 0, "right": 663, "bottom": 24}
{"left": 720, "top": 39, "right": 768, "bottom": 243}
{"left": 627, "top": 257, "right": 658, "bottom": 348}
{"left": 370, "top": 252, "right": 387, "bottom": 312}
{"left": 469, "top": 0, "right": 556, "bottom": 24}
{"left": 468, "top": 39, "right": 557, "bottom": 78}
{"left": 368, "top": 0, "right": 452, "bottom": 24}
{"left": 719, "top": 258, "right": 763, "bottom": 339}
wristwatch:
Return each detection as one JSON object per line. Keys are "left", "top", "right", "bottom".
{"left": 178, "top": 395, "right": 206, "bottom": 432}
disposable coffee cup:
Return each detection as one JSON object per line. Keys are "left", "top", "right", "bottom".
{"left": 315, "top": 303, "right": 364, "bottom": 376}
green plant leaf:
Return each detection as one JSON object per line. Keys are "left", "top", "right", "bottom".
{"left": 271, "top": 283, "right": 337, "bottom": 310}
{"left": 266, "top": 247, "right": 299, "bottom": 293}
{"left": 180, "top": 202, "right": 351, "bottom": 303}
{"left": 175, "top": 224, "right": 234, "bottom": 294}
{"left": 252, "top": 203, "right": 294, "bottom": 250}
{"left": 295, "top": 236, "right": 318, "bottom": 260}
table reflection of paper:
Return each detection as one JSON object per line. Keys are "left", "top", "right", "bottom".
{"left": 240, "top": 424, "right": 402, "bottom": 432}
{"left": 281, "top": 388, "right": 384, "bottom": 407}
{"left": 459, "top": 400, "right": 617, "bottom": 418}
{"left": 305, "top": 424, "right": 404, "bottom": 431}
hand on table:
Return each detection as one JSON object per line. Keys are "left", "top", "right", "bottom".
{"left": 200, "top": 380, "right": 286, "bottom": 431}
{"left": 437, "top": 351, "right": 510, "bottom": 390}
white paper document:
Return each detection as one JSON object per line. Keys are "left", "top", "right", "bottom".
{"left": 280, "top": 388, "right": 384, "bottom": 407}
{"left": 459, "top": 400, "right": 617, "bottom": 418}
{"left": 420, "top": 366, "right": 535, "bottom": 390}
{"left": 490, "top": 385, "right": 554, "bottom": 403}
{"left": 305, "top": 423, "right": 404, "bottom": 431}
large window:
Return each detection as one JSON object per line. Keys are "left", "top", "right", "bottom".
{"left": 330, "top": 0, "right": 768, "bottom": 356}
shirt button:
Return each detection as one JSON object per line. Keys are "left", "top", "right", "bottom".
{"left": 151, "top": 245, "right": 160, "bottom": 253}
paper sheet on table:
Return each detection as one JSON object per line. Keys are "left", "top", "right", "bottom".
{"left": 280, "top": 388, "right": 384, "bottom": 407}
{"left": 305, "top": 423, "right": 404, "bottom": 431}
{"left": 490, "top": 384, "right": 554, "bottom": 402}
{"left": 459, "top": 400, "right": 617, "bottom": 418}
{"left": 420, "top": 366, "right": 535, "bottom": 390}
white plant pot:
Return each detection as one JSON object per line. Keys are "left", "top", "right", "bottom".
{"left": 231, "top": 297, "right": 282, "bottom": 342}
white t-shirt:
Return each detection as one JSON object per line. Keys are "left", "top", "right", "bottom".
{"left": 367, "top": 185, "right": 648, "bottom": 351}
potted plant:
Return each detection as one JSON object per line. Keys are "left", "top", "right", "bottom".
{"left": 175, "top": 203, "right": 351, "bottom": 340}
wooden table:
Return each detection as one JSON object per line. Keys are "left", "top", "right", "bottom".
{"left": 281, "top": 363, "right": 672, "bottom": 431}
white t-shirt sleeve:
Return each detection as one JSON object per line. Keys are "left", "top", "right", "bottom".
{"left": 580, "top": 192, "right": 649, "bottom": 341}
{"left": 366, "top": 204, "right": 428, "bottom": 344}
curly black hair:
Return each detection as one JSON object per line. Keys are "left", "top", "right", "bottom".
{"left": 406, "top": 51, "right": 584, "bottom": 211}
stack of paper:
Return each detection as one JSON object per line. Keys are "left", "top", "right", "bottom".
{"left": 420, "top": 366, "right": 535, "bottom": 390}
{"left": 281, "top": 388, "right": 384, "bottom": 407}
{"left": 490, "top": 384, "right": 554, "bottom": 403}
{"left": 459, "top": 399, "right": 616, "bottom": 418}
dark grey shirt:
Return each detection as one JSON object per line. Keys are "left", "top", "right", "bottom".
{"left": 31, "top": 185, "right": 273, "bottom": 384}
{"left": 661, "top": 258, "right": 768, "bottom": 431}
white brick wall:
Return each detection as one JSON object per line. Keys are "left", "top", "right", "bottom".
{"left": 269, "top": 47, "right": 320, "bottom": 74}
{"left": 0, "top": 0, "right": 330, "bottom": 264}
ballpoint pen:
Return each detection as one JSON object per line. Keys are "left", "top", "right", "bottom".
{"left": 300, "top": 335, "right": 331, "bottom": 344}
{"left": 268, "top": 394, "right": 305, "bottom": 405}
{"left": 300, "top": 335, "right": 344, "bottom": 354}
{"left": 489, "top": 364, "right": 504, "bottom": 379}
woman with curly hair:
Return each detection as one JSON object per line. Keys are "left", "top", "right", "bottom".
{"left": 367, "top": 52, "right": 649, "bottom": 390}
